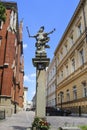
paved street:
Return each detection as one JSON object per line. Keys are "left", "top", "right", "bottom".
{"left": 0, "top": 111, "right": 87, "bottom": 130}
{"left": 0, "top": 111, "right": 35, "bottom": 130}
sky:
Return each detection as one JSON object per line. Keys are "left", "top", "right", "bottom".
{"left": 7, "top": 0, "right": 80, "bottom": 101}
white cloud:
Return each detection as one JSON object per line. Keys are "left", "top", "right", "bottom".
{"left": 24, "top": 73, "right": 36, "bottom": 83}
{"left": 23, "top": 44, "right": 27, "bottom": 49}
{"left": 24, "top": 75, "right": 30, "bottom": 82}
{"left": 30, "top": 73, "right": 36, "bottom": 77}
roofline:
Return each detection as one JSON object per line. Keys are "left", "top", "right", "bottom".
{"left": 1, "top": 1, "right": 18, "bottom": 13}
{"left": 54, "top": 0, "right": 86, "bottom": 55}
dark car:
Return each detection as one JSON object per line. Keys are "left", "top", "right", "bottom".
{"left": 46, "top": 107, "right": 64, "bottom": 116}
{"left": 63, "top": 109, "right": 71, "bottom": 116}
{"left": 26, "top": 108, "right": 30, "bottom": 111}
{"left": 46, "top": 107, "right": 71, "bottom": 116}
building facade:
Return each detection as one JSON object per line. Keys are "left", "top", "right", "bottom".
{"left": 23, "top": 87, "right": 28, "bottom": 110}
{"left": 54, "top": 0, "right": 87, "bottom": 115}
{"left": 0, "top": 2, "right": 24, "bottom": 116}
{"left": 46, "top": 57, "right": 56, "bottom": 107}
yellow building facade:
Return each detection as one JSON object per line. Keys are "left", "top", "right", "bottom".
{"left": 54, "top": 0, "right": 87, "bottom": 115}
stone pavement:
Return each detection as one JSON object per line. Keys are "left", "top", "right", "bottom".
{"left": 0, "top": 111, "right": 87, "bottom": 130}
{"left": 0, "top": 111, "right": 35, "bottom": 130}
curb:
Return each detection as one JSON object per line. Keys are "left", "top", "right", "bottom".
{"left": 59, "top": 127, "right": 81, "bottom": 130}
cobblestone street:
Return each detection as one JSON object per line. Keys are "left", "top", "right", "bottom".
{"left": 0, "top": 111, "right": 87, "bottom": 130}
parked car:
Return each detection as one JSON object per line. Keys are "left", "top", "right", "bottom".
{"left": 26, "top": 108, "right": 30, "bottom": 111}
{"left": 46, "top": 107, "right": 71, "bottom": 116}
{"left": 46, "top": 107, "right": 63, "bottom": 116}
{"left": 63, "top": 109, "right": 71, "bottom": 116}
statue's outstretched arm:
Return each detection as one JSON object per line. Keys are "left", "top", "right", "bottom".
{"left": 47, "top": 28, "right": 56, "bottom": 35}
{"left": 26, "top": 26, "right": 36, "bottom": 38}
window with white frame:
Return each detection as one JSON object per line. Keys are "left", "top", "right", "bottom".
{"left": 13, "top": 12, "right": 17, "bottom": 30}
{"left": 10, "top": 10, "right": 14, "bottom": 29}
{"left": 82, "top": 81, "right": 87, "bottom": 97}
{"left": 73, "top": 86, "right": 77, "bottom": 100}
{"left": 66, "top": 89, "right": 70, "bottom": 101}
{"left": 10, "top": 10, "right": 17, "bottom": 31}
{"left": 79, "top": 48, "right": 84, "bottom": 65}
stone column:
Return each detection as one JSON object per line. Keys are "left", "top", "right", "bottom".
{"left": 36, "top": 70, "right": 46, "bottom": 117}
{"left": 32, "top": 54, "right": 50, "bottom": 118}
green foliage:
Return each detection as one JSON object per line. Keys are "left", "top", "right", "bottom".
{"left": 0, "top": 2, "right": 6, "bottom": 22}
{"left": 80, "top": 125, "right": 87, "bottom": 130}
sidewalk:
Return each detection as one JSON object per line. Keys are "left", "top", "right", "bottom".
{"left": 0, "top": 111, "right": 35, "bottom": 130}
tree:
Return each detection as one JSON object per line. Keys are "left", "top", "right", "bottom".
{"left": 0, "top": 2, "right": 6, "bottom": 22}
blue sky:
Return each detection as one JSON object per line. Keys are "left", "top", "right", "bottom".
{"left": 9, "top": 0, "right": 80, "bottom": 101}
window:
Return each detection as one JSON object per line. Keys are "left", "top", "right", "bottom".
{"left": 71, "top": 58, "right": 75, "bottom": 72}
{"left": 77, "top": 23, "right": 82, "bottom": 37}
{"left": 66, "top": 89, "right": 70, "bottom": 101}
{"left": 73, "top": 86, "right": 77, "bottom": 100}
{"left": 66, "top": 65, "right": 68, "bottom": 77}
{"left": 61, "top": 70, "right": 63, "bottom": 79}
{"left": 10, "top": 11, "right": 17, "bottom": 31}
{"left": 58, "top": 94, "right": 60, "bottom": 102}
{"left": 70, "top": 35, "right": 74, "bottom": 45}
{"left": 82, "top": 82, "right": 87, "bottom": 97}
{"left": 65, "top": 43, "right": 68, "bottom": 53}
{"left": 13, "top": 12, "right": 17, "bottom": 30}
{"left": 79, "top": 49, "right": 84, "bottom": 65}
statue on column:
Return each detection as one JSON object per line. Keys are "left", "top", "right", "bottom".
{"left": 26, "top": 26, "right": 55, "bottom": 54}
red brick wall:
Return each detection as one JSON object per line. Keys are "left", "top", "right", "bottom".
{"left": 1, "top": 68, "right": 13, "bottom": 96}
{"left": 0, "top": 2, "right": 24, "bottom": 109}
